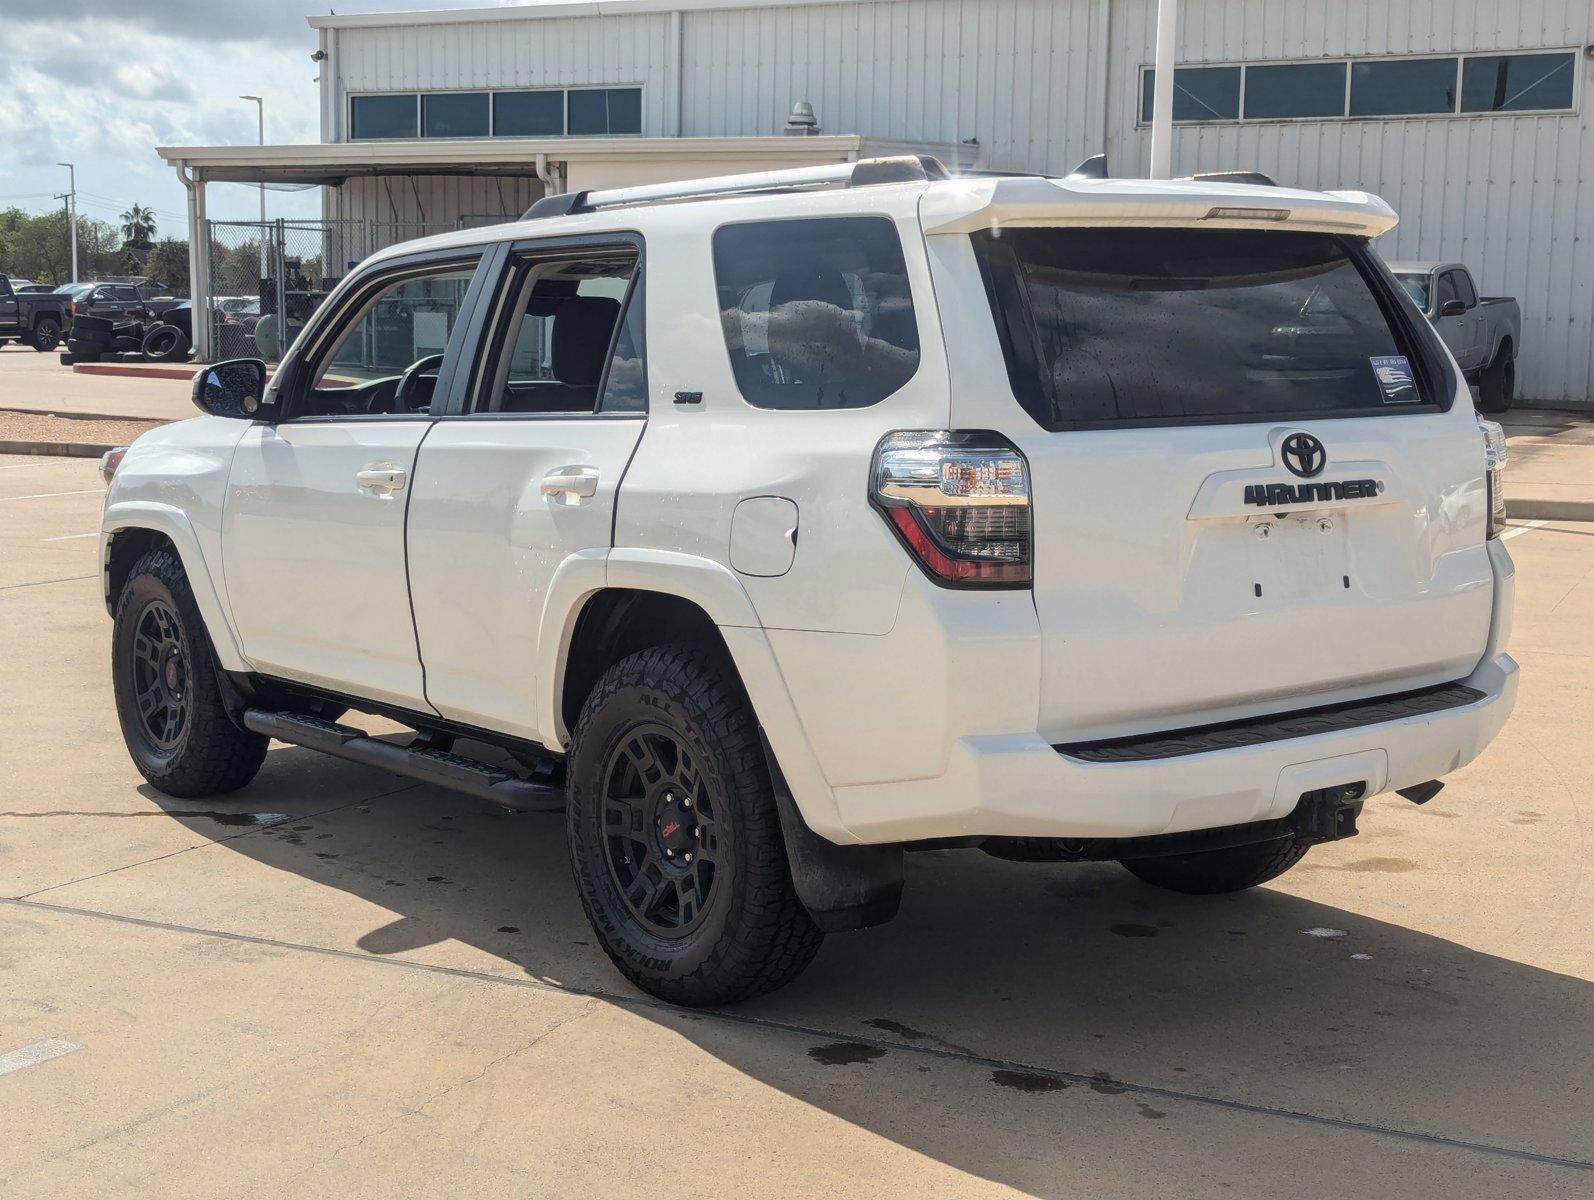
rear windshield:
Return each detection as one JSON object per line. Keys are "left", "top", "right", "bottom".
{"left": 972, "top": 228, "right": 1446, "bottom": 428}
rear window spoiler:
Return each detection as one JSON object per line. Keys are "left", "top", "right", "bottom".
{"left": 919, "top": 175, "right": 1398, "bottom": 239}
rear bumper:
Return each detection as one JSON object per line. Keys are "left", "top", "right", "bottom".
{"left": 829, "top": 651, "right": 1517, "bottom": 843}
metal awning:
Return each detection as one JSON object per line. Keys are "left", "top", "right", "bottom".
{"left": 155, "top": 134, "right": 969, "bottom": 185}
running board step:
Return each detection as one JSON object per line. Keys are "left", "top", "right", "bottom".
{"left": 242, "top": 708, "right": 564, "bottom": 811}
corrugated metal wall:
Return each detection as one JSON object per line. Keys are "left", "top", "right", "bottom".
{"left": 330, "top": 0, "right": 1594, "bottom": 401}
{"left": 334, "top": 13, "right": 677, "bottom": 135}
{"left": 678, "top": 0, "right": 1105, "bottom": 172}
{"left": 331, "top": 175, "right": 543, "bottom": 229}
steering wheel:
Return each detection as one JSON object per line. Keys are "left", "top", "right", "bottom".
{"left": 392, "top": 354, "right": 446, "bottom": 412}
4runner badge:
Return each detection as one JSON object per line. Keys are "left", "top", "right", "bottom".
{"left": 1244, "top": 478, "right": 1383, "bottom": 507}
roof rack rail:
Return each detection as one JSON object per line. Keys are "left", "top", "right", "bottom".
{"left": 521, "top": 154, "right": 948, "bottom": 220}
{"left": 1186, "top": 169, "right": 1279, "bottom": 187}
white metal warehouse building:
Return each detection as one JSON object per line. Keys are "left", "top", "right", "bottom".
{"left": 160, "top": 0, "right": 1594, "bottom": 403}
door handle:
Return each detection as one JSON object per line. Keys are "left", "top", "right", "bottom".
{"left": 356, "top": 466, "right": 407, "bottom": 494}
{"left": 541, "top": 466, "right": 599, "bottom": 500}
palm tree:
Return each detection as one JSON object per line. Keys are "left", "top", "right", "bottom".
{"left": 119, "top": 203, "right": 157, "bottom": 249}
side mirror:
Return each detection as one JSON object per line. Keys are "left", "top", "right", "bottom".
{"left": 1439, "top": 299, "right": 1468, "bottom": 317}
{"left": 192, "top": 358, "right": 272, "bottom": 420}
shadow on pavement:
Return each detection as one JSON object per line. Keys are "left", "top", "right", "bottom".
{"left": 145, "top": 745, "right": 1594, "bottom": 1194}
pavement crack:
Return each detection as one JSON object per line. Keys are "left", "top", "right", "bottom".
{"left": 10, "top": 782, "right": 425, "bottom": 901}
{"left": 4, "top": 893, "right": 1591, "bottom": 1175}
{"left": 0, "top": 573, "right": 98, "bottom": 593}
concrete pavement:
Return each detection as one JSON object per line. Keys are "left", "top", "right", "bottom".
{"left": 0, "top": 343, "right": 195, "bottom": 422}
{"left": 0, "top": 452, "right": 1591, "bottom": 1198}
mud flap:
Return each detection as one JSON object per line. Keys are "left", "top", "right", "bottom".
{"left": 760, "top": 731, "right": 903, "bottom": 933}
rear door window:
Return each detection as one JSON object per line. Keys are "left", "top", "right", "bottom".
{"left": 712, "top": 216, "right": 920, "bottom": 410}
{"left": 972, "top": 227, "right": 1448, "bottom": 428}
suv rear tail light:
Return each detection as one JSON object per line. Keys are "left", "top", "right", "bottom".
{"left": 1478, "top": 418, "right": 1507, "bottom": 538}
{"left": 870, "top": 430, "right": 1031, "bottom": 587}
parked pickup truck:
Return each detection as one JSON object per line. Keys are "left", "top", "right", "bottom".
{"left": 99, "top": 160, "right": 1518, "bottom": 1005}
{"left": 1390, "top": 262, "right": 1519, "bottom": 413}
{"left": 0, "top": 276, "right": 70, "bottom": 350}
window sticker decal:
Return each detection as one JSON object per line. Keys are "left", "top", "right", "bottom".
{"left": 1370, "top": 355, "right": 1418, "bottom": 403}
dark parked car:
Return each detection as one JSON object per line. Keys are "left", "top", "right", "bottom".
{"left": 0, "top": 276, "right": 71, "bottom": 350}
{"left": 60, "top": 281, "right": 182, "bottom": 325}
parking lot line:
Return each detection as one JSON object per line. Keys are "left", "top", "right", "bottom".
{"left": 40, "top": 532, "right": 99, "bottom": 542}
{"left": 1499, "top": 520, "right": 1548, "bottom": 541}
{"left": 0, "top": 489, "right": 101, "bottom": 503}
{"left": 0, "top": 1038, "right": 84, "bottom": 1078}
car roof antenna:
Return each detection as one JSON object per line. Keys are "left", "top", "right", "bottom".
{"left": 1065, "top": 153, "right": 1109, "bottom": 180}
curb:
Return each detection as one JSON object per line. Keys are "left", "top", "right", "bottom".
{"left": 0, "top": 439, "right": 117, "bottom": 459}
{"left": 1506, "top": 498, "right": 1594, "bottom": 523}
{"left": 72, "top": 362, "right": 197, "bottom": 381}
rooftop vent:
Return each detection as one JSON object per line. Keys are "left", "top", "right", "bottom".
{"left": 784, "top": 100, "right": 820, "bottom": 136}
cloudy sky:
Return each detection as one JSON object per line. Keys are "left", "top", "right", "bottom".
{"left": 0, "top": 1, "right": 519, "bottom": 235}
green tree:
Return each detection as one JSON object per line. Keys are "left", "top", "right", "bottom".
{"left": 145, "top": 238, "right": 191, "bottom": 297}
{"left": 119, "top": 203, "right": 157, "bottom": 249}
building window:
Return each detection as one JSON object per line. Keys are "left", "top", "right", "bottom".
{"left": 494, "top": 90, "right": 565, "bottom": 136}
{"left": 1140, "top": 67, "right": 1241, "bottom": 122}
{"left": 1461, "top": 52, "right": 1576, "bottom": 113}
{"left": 423, "top": 92, "right": 489, "bottom": 138}
{"left": 1243, "top": 61, "right": 1347, "bottom": 119}
{"left": 1139, "top": 49, "right": 1575, "bottom": 126}
{"left": 1350, "top": 57, "right": 1458, "bottom": 116}
{"left": 567, "top": 88, "right": 643, "bottom": 135}
{"left": 350, "top": 86, "right": 642, "bottom": 139}
{"left": 350, "top": 94, "right": 418, "bottom": 140}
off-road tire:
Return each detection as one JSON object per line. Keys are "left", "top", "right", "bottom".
{"left": 1120, "top": 836, "right": 1310, "bottom": 895}
{"left": 1477, "top": 347, "right": 1515, "bottom": 414}
{"left": 112, "top": 547, "right": 268, "bottom": 797}
{"left": 566, "top": 643, "right": 823, "bottom": 1006}
{"left": 31, "top": 316, "right": 61, "bottom": 352}
{"left": 141, "top": 323, "right": 191, "bottom": 363}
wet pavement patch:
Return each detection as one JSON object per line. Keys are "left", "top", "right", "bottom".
{"left": 176, "top": 811, "right": 291, "bottom": 827}
{"left": 991, "top": 1069, "right": 1067, "bottom": 1093}
{"left": 1109, "top": 923, "right": 1159, "bottom": 938}
{"left": 1088, "top": 1071, "right": 1127, "bottom": 1095}
{"left": 807, "top": 1041, "right": 886, "bottom": 1066}
{"left": 863, "top": 1018, "right": 976, "bottom": 1056}
{"left": 497, "top": 926, "right": 520, "bottom": 933}
{"left": 1135, "top": 1101, "right": 1167, "bottom": 1120}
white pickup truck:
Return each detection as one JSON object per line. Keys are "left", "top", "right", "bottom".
{"left": 1391, "top": 261, "right": 1520, "bottom": 413}
{"left": 100, "top": 158, "right": 1517, "bottom": 1005}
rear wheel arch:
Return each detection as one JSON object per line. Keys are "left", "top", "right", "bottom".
{"left": 559, "top": 589, "right": 737, "bottom": 740}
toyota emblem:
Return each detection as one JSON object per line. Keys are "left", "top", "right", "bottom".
{"left": 1281, "top": 432, "right": 1327, "bottom": 478}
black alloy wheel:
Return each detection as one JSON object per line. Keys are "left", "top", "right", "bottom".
{"left": 129, "top": 598, "right": 190, "bottom": 750}
{"left": 111, "top": 546, "right": 268, "bottom": 796}
{"left": 601, "top": 724, "right": 722, "bottom": 937}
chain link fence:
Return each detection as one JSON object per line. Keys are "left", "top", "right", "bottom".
{"left": 205, "top": 218, "right": 494, "bottom": 363}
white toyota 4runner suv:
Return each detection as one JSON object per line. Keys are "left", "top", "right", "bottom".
{"left": 102, "top": 157, "right": 1517, "bottom": 1005}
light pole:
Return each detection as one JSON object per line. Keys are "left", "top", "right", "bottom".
{"left": 240, "top": 95, "right": 267, "bottom": 285}
{"left": 56, "top": 162, "right": 78, "bottom": 283}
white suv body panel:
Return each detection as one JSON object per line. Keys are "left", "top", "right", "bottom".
{"left": 101, "top": 170, "right": 1517, "bottom": 848}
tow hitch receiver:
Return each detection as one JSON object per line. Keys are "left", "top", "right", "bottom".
{"left": 1291, "top": 782, "right": 1366, "bottom": 846}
